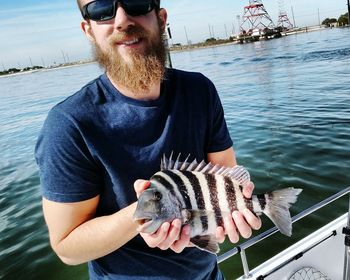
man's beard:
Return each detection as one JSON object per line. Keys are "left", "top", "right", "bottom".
{"left": 92, "top": 20, "right": 166, "bottom": 95}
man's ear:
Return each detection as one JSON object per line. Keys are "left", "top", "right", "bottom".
{"left": 158, "top": 8, "right": 168, "bottom": 32}
{"left": 81, "top": 20, "right": 95, "bottom": 42}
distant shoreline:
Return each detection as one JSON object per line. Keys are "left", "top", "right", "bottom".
{"left": 0, "top": 61, "right": 96, "bottom": 79}
{"left": 0, "top": 25, "right": 343, "bottom": 78}
{"left": 169, "top": 25, "right": 329, "bottom": 53}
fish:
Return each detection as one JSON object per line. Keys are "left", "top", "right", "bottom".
{"left": 133, "top": 153, "right": 302, "bottom": 254}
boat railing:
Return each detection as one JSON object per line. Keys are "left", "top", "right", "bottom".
{"left": 217, "top": 186, "right": 350, "bottom": 279}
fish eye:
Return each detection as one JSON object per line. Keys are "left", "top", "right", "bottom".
{"left": 154, "top": 191, "right": 162, "bottom": 201}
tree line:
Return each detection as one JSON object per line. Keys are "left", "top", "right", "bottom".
{"left": 0, "top": 66, "right": 44, "bottom": 76}
{"left": 322, "top": 12, "right": 349, "bottom": 27}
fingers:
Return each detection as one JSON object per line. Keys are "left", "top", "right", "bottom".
{"left": 215, "top": 226, "right": 225, "bottom": 244}
{"left": 140, "top": 222, "right": 170, "bottom": 248}
{"left": 243, "top": 209, "right": 262, "bottom": 230}
{"left": 232, "top": 211, "right": 252, "bottom": 239}
{"left": 170, "top": 225, "right": 191, "bottom": 253}
{"left": 242, "top": 181, "right": 254, "bottom": 199}
{"left": 140, "top": 219, "right": 192, "bottom": 253}
{"left": 134, "top": 179, "right": 151, "bottom": 198}
{"left": 223, "top": 216, "right": 239, "bottom": 243}
{"left": 158, "top": 219, "right": 182, "bottom": 250}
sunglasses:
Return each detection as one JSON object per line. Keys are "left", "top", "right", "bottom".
{"left": 81, "top": 0, "right": 160, "bottom": 22}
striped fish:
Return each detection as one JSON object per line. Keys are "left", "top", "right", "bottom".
{"left": 133, "top": 154, "right": 302, "bottom": 254}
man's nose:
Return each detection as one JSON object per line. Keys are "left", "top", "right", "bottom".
{"left": 114, "top": 4, "right": 135, "bottom": 31}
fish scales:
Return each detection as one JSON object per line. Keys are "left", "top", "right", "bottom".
{"left": 152, "top": 170, "right": 244, "bottom": 234}
{"left": 191, "top": 172, "right": 217, "bottom": 234}
{"left": 170, "top": 170, "right": 206, "bottom": 232}
{"left": 224, "top": 176, "right": 237, "bottom": 213}
{"left": 162, "top": 170, "right": 192, "bottom": 209}
{"left": 215, "top": 174, "right": 231, "bottom": 221}
{"left": 244, "top": 197, "right": 254, "bottom": 213}
{"left": 178, "top": 170, "right": 209, "bottom": 231}
{"left": 204, "top": 173, "right": 223, "bottom": 228}
{"left": 151, "top": 173, "right": 186, "bottom": 209}
{"left": 235, "top": 183, "right": 247, "bottom": 211}
{"left": 160, "top": 170, "right": 205, "bottom": 232}
{"left": 257, "top": 194, "right": 267, "bottom": 210}
{"left": 151, "top": 175, "right": 178, "bottom": 202}
{"left": 134, "top": 154, "right": 303, "bottom": 254}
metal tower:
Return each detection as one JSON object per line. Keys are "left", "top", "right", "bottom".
{"left": 277, "top": 12, "right": 294, "bottom": 29}
{"left": 240, "top": 0, "right": 275, "bottom": 33}
{"left": 277, "top": 0, "right": 294, "bottom": 30}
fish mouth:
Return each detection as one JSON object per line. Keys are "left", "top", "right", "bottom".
{"left": 134, "top": 217, "right": 163, "bottom": 234}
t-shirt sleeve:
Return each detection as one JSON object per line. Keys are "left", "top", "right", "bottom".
{"left": 35, "top": 108, "right": 101, "bottom": 202}
{"left": 205, "top": 78, "right": 233, "bottom": 153}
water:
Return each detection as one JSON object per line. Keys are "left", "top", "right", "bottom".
{"left": 1, "top": 28, "right": 349, "bottom": 279}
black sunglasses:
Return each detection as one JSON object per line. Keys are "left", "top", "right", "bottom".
{"left": 81, "top": 0, "right": 160, "bottom": 22}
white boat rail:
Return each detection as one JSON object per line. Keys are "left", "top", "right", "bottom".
{"left": 217, "top": 186, "right": 350, "bottom": 280}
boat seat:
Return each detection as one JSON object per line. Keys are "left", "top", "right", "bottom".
{"left": 289, "top": 267, "right": 330, "bottom": 280}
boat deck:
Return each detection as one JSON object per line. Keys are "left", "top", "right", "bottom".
{"left": 241, "top": 213, "right": 346, "bottom": 279}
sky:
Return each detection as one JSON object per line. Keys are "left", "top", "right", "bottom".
{"left": 0, "top": 0, "right": 348, "bottom": 69}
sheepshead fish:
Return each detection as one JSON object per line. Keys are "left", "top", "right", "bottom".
{"left": 133, "top": 154, "right": 302, "bottom": 254}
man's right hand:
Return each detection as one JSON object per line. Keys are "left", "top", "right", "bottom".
{"left": 133, "top": 180, "right": 192, "bottom": 253}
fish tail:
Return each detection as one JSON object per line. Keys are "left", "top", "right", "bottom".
{"left": 259, "top": 188, "right": 302, "bottom": 236}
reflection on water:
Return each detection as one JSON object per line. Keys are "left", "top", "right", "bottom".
{"left": 0, "top": 28, "right": 349, "bottom": 279}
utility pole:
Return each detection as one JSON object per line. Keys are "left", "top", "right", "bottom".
{"left": 166, "top": 23, "right": 173, "bottom": 46}
{"left": 184, "top": 26, "right": 190, "bottom": 46}
{"left": 165, "top": 23, "right": 173, "bottom": 68}
{"left": 61, "top": 50, "right": 67, "bottom": 64}
{"left": 208, "top": 24, "right": 212, "bottom": 37}
{"left": 291, "top": 6, "right": 296, "bottom": 27}
{"left": 236, "top": 15, "right": 241, "bottom": 33}
{"left": 41, "top": 57, "right": 46, "bottom": 68}
{"left": 347, "top": 0, "right": 350, "bottom": 26}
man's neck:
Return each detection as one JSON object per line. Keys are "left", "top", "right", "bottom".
{"left": 107, "top": 73, "right": 161, "bottom": 101}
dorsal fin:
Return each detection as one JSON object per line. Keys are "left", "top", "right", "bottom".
{"left": 160, "top": 153, "right": 251, "bottom": 184}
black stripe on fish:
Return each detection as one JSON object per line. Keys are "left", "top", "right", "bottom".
{"left": 162, "top": 170, "right": 193, "bottom": 210}
{"left": 244, "top": 198, "right": 254, "bottom": 213}
{"left": 257, "top": 194, "right": 266, "bottom": 211}
{"left": 224, "top": 177, "right": 237, "bottom": 212}
{"left": 181, "top": 171, "right": 208, "bottom": 231}
{"left": 205, "top": 174, "right": 223, "bottom": 227}
{"left": 151, "top": 174, "right": 180, "bottom": 203}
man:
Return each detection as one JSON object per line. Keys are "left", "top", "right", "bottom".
{"left": 35, "top": 0, "right": 261, "bottom": 279}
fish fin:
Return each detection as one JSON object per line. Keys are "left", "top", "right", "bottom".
{"left": 181, "top": 209, "right": 193, "bottom": 224}
{"left": 161, "top": 153, "right": 250, "bottom": 184}
{"left": 263, "top": 188, "right": 303, "bottom": 236}
{"left": 190, "top": 235, "right": 220, "bottom": 254}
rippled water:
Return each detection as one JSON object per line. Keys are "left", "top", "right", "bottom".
{"left": 1, "top": 28, "right": 349, "bottom": 279}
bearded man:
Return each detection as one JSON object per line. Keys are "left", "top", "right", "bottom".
{"left": 35, "top": 0, "right": 261, "bottom": 279}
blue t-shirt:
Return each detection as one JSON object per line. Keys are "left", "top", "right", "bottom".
{"left": 35, "top": 68, "right": 232, "bottom": 280}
